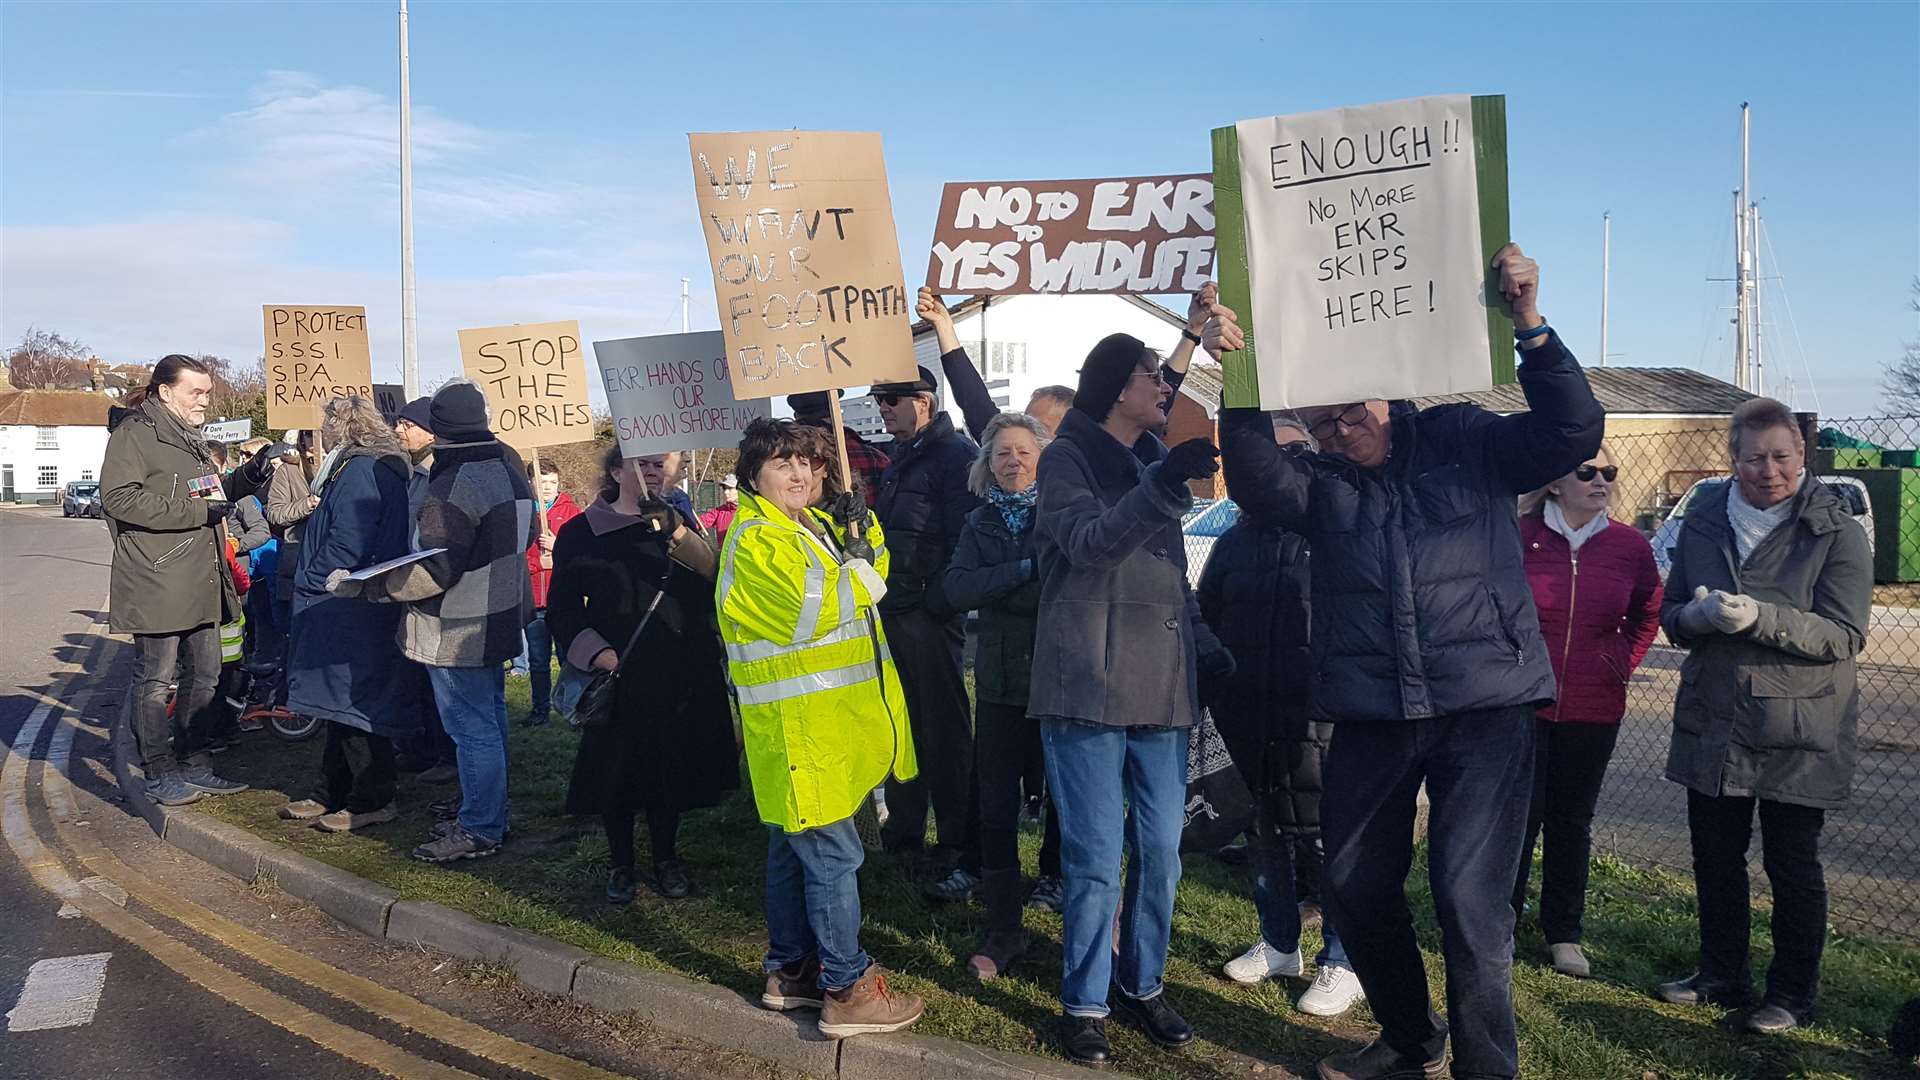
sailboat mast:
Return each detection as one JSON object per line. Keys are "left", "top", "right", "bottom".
{"left": 1599, "top": 211, "right": 1610, "bottom": 367}
{"left": 1733, "top": 102, "right": 1752, "bottom": 391}
{"left": 1750, "top": 204, "right": 1764, "bottom": 397}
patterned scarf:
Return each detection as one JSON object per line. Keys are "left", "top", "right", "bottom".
{"left": 986, "top": 482, "right": 1038, "bottom": 535}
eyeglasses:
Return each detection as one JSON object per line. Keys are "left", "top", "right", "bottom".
{"left": 1574, "top": 464, "right": 1618, "bottom": 482}
{"left": 1130, "top": 368, "right": 1168, "bottom": 387}
{"left": 1306, "top": 403, "right": 1370, "bottom": 440}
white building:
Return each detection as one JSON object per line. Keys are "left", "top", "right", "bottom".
{"left": 911, "top": 292, "right": 1199, "bottom": 414}
{"left": 0, "top": 389, "right": 114, "bottom": 503}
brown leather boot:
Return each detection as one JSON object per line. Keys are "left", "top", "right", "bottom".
{"left": 817, "top": 964, "right": 923, "bottom": 1039}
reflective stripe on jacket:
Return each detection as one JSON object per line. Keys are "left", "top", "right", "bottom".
{"left": 717, "top": 491, "right": 916, "bottom": 832}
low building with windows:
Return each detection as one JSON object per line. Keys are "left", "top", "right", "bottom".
{"left": 884, "top": 291, "right": 1208, "bottom": 427}
{"left": 0, "top": 386, "right": 114, "bottom": 504}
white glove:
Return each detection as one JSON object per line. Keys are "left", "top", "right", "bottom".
{"left": 844, "top": 556, "right": 887, "bottom": 605}
{"left": 1675, "top": 585, "right": 1715, "bottom": 637}
{"left": 324, "top": 568, "right": 363, "bottom": 597}
{"left": 1702, "top": 589, "right": 1759, "bottom": 634}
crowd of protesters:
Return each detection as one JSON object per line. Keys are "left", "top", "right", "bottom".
{"left": 100, "top": 241, "right": 1875, "bottom": 1077}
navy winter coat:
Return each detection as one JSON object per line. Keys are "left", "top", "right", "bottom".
{"left": 942, "top": 503, "right": 1041, "bottom": 707}
{"left": 1196, "top": 509, "right": 1330, "bottom": 833}
{"left": 1219, "top": 332, "right": 1604, "bottom": 723}
{"left": 287, "top": 448, "right": 422, "bottom": 740}
{"left": 874, "top": 411, "right": 979, "bottom": 617}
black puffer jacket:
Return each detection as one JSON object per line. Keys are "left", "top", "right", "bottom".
{"left": 1219, "top": 332, "right": 1604, "bottom": 723}
{"left": 1196, "top": 509, "right": 1330, "bottom": 832}
{"left": 874, "top": 411, "right": 979, "bottom": 617}
{"left": 942, "top": 503, "right": 1040, "bottom": 707}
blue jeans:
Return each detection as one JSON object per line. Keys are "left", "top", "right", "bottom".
{"left": 763, "top": 819, "right": 869, "bottom": 992}
{"left": 427, "top": 665, "right": 510, "bottom": 843}
{"left": 523, "top": 611, "right": 552, "bottom": 717}
{"left": 1323, "top": 707, "right": 1535, "bottom": 1079}
{"left": 1042, "top": 719, "right": 1189, "bottom": 1018}
{"left": 1251, "top": 828, "right": 1349, "bottom": 968}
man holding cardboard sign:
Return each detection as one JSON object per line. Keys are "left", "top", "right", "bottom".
{"left": 1215, "top": 244, "right": 1601, "bottom": 1080}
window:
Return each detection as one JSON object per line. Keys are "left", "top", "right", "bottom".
{"left": 81, "top": 469, "right": 94, "bottom": 481}
{"left": 38, "top": 465, "right": 58, "bottom": 488}
{"left": 36, "top": 426, "right": 58, "bottom": 450}
{"left": 979, "top": 341, "right": 1029, "bottom": 378}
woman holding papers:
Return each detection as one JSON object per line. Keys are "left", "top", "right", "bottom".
{"left": 281, "top": 395, "right": 420, "bottom": 832}
{"left": 548, "top": 445, "right": 738, "bottom": 903}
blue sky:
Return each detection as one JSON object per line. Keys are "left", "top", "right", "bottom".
{"left": 2, "top": 1, "right": 1915, "bottom": 416}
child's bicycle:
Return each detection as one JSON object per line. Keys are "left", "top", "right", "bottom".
{"left": 165, "top": 686, "right": 322, "bottom": 742}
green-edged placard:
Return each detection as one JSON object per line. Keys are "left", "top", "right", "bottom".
{"left": 1211, "top": 123, "right": 1261, "bottom": 408}
{"left": 1473, "top": 94, "right": 1514, "bottom": 386}
{"left": 1212, "top": 94, "right": 1516, "bottom": 409}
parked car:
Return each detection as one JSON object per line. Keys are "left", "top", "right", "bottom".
{"left": 60, "top": 481, "right": 102, "bottom": 518}
{"left": 1651, "top": 475, "right": 1874, "bottom": 579}
{"left": 1181, "top": 498, "right": 1240, "bottom": 588}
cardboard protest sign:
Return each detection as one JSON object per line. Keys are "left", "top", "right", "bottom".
{"left": 593, "top": 331, "right": 773, "bottom": 458}
{"left": 456, "top": 320, "right": 594, "bottom": 451}
{"left": 927, "top": 175, "right": 1215, "bottom": 295}
{"left": 200, "top": 418, "right": 253, "bottom": 443}
{"left": 689, "top": 131, "right": 915, "bottom": 398}
{"left": 1211, "top": 95, "right": 1512, "bottom": 409}
{"left": 262, "top": 305, "right": 375, "bottom": 428}
{"left": 372, "top": 383, "right": 405, "bottom": 423}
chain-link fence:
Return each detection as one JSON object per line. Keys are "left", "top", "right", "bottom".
{"left": 1186, "top": 414, "right": 1920, "bottom": 944}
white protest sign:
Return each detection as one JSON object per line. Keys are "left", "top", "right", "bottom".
{"left": 1233, "top": 95, "right": 1499, "bottom": 409}
{"left": 593, "top": 331, "right": 773, "bottom": 458}
{"left": 201, "top": 419, "right": 253, "bottom": 443}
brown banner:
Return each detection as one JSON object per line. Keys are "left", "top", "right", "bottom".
{"left": 926, "top": 175, "right": 1215, "bottom": 295}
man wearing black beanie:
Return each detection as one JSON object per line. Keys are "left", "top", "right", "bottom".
{"left": 1027, "top": 332, "right": 1226, "bottom": 1066}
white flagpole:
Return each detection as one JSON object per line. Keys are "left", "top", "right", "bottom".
{"left": 399, "top": 0, "right": 420, "bottom": 398}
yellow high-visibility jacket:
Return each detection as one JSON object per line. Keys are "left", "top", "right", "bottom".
{"left": 717, "top": 491, "right": 916, "bottom": 832}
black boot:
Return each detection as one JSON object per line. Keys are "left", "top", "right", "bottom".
{"left": 965, "top": 870, "right": 1028, "bottom": 980}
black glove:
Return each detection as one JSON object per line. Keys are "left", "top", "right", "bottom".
{"left": 1159, "top": 438, "right": 1220, "bottom": 494}
{"left": 637, "top": 499, "right": 676, "bottom": 536}
{"left": 1198, "top": 643, "right": 1238, "bottom": 681}
{"left": 203, "top": 499, "right": 229, "bottom": 527}
{"left": 844, "top": 537, "right": 875, "bottom": 564}
{"left": 828, "top": 490, "right": 864, "bottom": 527}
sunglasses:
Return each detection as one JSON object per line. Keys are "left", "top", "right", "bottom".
{"left": 875, "top": 392, "right": 922, "bottom": 407}
{"left": 1574, "top": 464, "right": 1618, "bottom": 482}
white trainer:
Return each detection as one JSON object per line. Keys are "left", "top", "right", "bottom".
{"left": 1297, "top": 964, "right": 1366, "bottom": 1016}
{"left": 1222, "top": 940, "right": 1304, "bottom": 984}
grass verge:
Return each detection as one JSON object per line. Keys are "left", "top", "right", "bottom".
{"left": 199, "top": 678, "right": 1919, "bottom": 1079}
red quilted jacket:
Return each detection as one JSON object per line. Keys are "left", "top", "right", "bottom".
{"left": 527, "top": 493, "right": 583, "bottom": 609}
{"left": 1522, "top": 514, "right": 1664, "bottom": 724}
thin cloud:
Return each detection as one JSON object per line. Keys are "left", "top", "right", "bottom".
{"left": 19, "top": 89, "right": 216, "bottom": 99}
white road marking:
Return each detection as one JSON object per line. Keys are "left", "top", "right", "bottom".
{"left": 6, "top": 952, "right": 111, "bottom": 1032}
{"left": 79, "top": 877, "right": 127, "bottom": 907}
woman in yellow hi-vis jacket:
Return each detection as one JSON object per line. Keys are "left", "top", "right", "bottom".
{"left": 718, "top": 418, "right": 922, "bottom": 1040}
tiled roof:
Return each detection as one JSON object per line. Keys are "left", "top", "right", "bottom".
{"left": 1415, "top": 367, "right": 1754, "bottom": 415}
{"left": 1174, "top": 365, "right": 1752, "bottom": 417}
{"left": 0, "top": 390, "right": 114, "bottom": 426}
